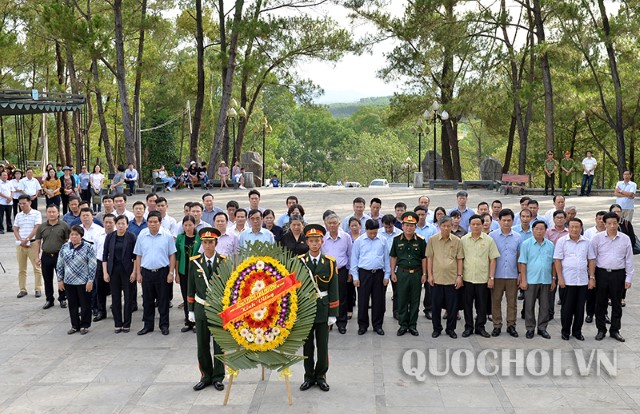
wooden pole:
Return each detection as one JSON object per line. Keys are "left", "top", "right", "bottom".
{"left": 261, "top": 366, "right": 264, "bottom": 381}
{"left": 285, "top": 375, "right": 292, "bottom": 406}
{"left": 223, "top": 373, "right": 234, "bottom": 406}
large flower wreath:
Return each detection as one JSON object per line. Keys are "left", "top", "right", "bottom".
{"left": 205, "top": 241, "right": 317, "bottom": 372}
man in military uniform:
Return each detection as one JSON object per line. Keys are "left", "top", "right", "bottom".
{"left": 390, "top": 212, "right": 427, "bottom": 336}
{"left": 187, "top": 227, "right": 225, "bottom": 392}
{"left": 299, "top": 224, "right": 339, "bottom": 392}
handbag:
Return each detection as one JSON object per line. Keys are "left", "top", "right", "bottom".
{"left": 92, "top": 194, "right": 101, "bottom": 204}
{"left": 633, "top": 236, "right": 640, "bottom": 255}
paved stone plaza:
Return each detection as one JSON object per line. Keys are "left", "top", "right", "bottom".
{"left": 0, "top": 186, "right": 639, "bottom": 413}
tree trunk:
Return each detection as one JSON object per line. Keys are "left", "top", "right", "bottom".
{"left": 111, "top": 0, "right": 137, "bottom": 167}
{"left": 190, "top": 0, "right": 205, "bottom": 162}
{"left": 54, "top": 41, "right": 67, "bottom": 164}
{"left": 133, "top": 0, "right": 147, "bottom": 181}
{"left": 503, "top": 116, "right": 516, "bottom": 173}
{"left": 64, "top": 43, "right": 84, "bottom": 167}
{"left": 91, "top": 59, "right": 115, "bottom": 173}
{"left": 597, "top": 0, "right": 626, "bottom": 175}
{"left": 208, "top": 0, "right": 245, "bottom": 177}
{"left": 531, "top": 0, "right": 555, "bottom": 152}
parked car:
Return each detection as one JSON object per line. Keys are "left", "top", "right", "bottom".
{"left": 344, "top": 181, "right": 362, "bottom": 188}
{"left": 369, "top": 179, "right": 389, "bottom": 187}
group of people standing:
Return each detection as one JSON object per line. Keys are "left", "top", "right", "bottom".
{"left": 543, "top": 150, "right": 599, "bottom": 197}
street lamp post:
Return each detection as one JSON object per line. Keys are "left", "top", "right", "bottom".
{"left": 429, "top": 101, "right": 449, "bottom": 181}
{"left": 416, "top": 118, "right": 424, "bottom": 172}
{"left": 274, "top": 157, "right": 289, "bottom": 185}
{"left": 401, "top": 157, "right": 417, "bottom": 188}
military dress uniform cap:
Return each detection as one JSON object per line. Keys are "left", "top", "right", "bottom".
{"left": 198, "top": 227, "right": 221, "bottom": 240}
{"left": 401, "top": 211, "right": 419, "bottom": 224}
{"left": 304, "top": 224, "right": 326, "bottom": 238}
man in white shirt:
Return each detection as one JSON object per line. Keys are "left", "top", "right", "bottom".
{"left": 213, "top": 212, "right": 239, "bottom": 256}
{"left": 113, "top": 194, "right": 135, "bottom": 221}
{"left": 0, "top": 170, "right": 14, "bottom": 233}
{"left": 155, "top": 197, "right": 178, "bottom": 236}
{"left": 584, "top": 211, "right": 606, "bottom": 241}
{"left": 614, "top": 170, "right": 637, "bottom": 222}
{"left": 580, "top": 151, "right": 597, "bottom": 196}
{"left": 228, "top": 208, "right": 248, "bottom": 238}
{"left": 13, "top": 195, "right": 43, "bottom": 298}
{"left": 177, "top": 202, "right": 211, "bottom": 234}
{"left": 418, "top": 196, "right": 435, "bottom": 223}
{"left": 19, "top": 168, "right": 41, "bottom": 210}
{"left": 543, "top": 195, "right": 565, "bottom": 224}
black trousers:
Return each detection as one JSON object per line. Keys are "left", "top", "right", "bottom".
{"left": 12, "top": 201, "right": 20, "bottom": 218}
{"left": 94, "top": 260, "right": 110, "bottom": 316}
{"left": 347, "top": 280, "right": 356, "bottom": 313}
{"left": 390, "top": 280, "right": 398, "bottom": 315}
{"left": 45, "top": 195, "right": 61, "bottom": 210}
{"left": 65, "top": 283, "right": 92, "bottom": 329}
{"left": 110, "top": 265, "right": 134, "bottom": 328}
{"left": 560, "top": 285, "right": 587, "bottom": 336}
{"left": 357, "top": 269, "right": 386, "bottom": 330}
{"left": 422, "top": 282, "right": 431, "bottom": 313}
{"left": 303, "top": 322, "right": 329, "bottom": 383}
{"left": 41, "top": 252, "right": 65, "bottom": 302}
{"left": 0, "top": 204, "right": 13, "bottom": 231}
{"left": 178, "top": 272, "right": 192, "bottom": 326}
{"left": 586, "top": 287, "right": 596, "bottom": 317}
{"left": 141, "top": 267, "right": 170, "bottom": 330}
{"left": 61, "top": 193, "right": 70, "bottom": 214}
{"left": 30, "top": 197, "right": 38, "bottom": 211}
{"left": 544, "top": 173, "right": 555, "bottom": 194}
{"left": 80, "top": 189, "right": 91, "bottom": 203}
{"left": 336, "top": 267, "right": 349, "bottom": 329}
{"left": 463, "top": 281, "right": 488, "bottom": 331}
{"left": 595, "top": 268, "right": 625, "bottom": 334}
{"left": 432, "top": 284, "right": 459, "bottom": 333}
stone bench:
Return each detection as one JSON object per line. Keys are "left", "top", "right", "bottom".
{"left": 429, "top": 179, "right": 460, "bottom": 190}
{"left": 462, "top": 180, "right": 496, "bottom": 190}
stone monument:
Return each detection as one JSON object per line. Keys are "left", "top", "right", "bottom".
{"left": 240, "top": 151, "right": 263, "bottom": 187}
{"left": 422, "top": 150, "right": 444, "bottom": 180}
{"left": 479, "top": 156, "right": 503, "bottom": 181}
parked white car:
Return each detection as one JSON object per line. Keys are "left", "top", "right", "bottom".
{"left": 369, "top": 179, "right": 389, "bottom": 187}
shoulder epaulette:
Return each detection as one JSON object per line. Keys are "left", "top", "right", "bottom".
{"left": 298, "top": 254, "right": 306, "bottom": 259}
{"left": 189, "top": 254, "right": 201, "bottom": 261}
{"left": 324, "top": 255, "right": 336, "bottom": 262}
{"left": 393, "top": 233, "right": 403, "bottom": 239}
{"left": 217, "top": 254, "right": 226, "bottom": 261}
{"left": 415, "top": 234, "right": 425, "bottom": 240}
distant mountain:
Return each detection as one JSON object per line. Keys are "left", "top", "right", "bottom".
{"left": 326, "top": 96, "right": 391, "bottom": 118}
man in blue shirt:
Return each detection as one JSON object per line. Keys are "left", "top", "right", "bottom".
{"left": 238, "top": 209, "right": 275, "bottom": 248}
{"left": 128, "top": 201, "right": 148, "bottom": 237}
{"left": 448, "top": 191, "right": 475, "bottom": 230}
{"left": 518, "top": 220, "right": 555, "bottom": 339}
{"left": 341, "top": 197, "right": 370, "bottom": 234}
{"left": 489, "top": 209, "right": 521, "bottom": 337}
{"left": 350, "top": 219, "right": 390, "bottom": 335}
{"left": 322, "top": 212, "right": 352, "bottom": 335}
{"left": 134, "top": 211, "right": 177, "bottom": 336}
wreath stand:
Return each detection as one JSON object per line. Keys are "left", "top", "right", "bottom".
{"left": 223, "top": 366, "right": 293, "bottom": 406}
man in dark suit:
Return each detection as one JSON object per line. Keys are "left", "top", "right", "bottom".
{"left": 187, "top": 227, "right": 226, "bottom": 391}
{"left": 299, "top": 224, "right": 339, "bottom": 392}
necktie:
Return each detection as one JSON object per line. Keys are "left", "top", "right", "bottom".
{"left": 313, "top": 258, "right": 318, "bottom": 266}
{"left": 207, "top": 259, "right": 213, "bottom": 273}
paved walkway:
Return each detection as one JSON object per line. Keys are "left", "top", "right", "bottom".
{"left": 0, "top": 186, "right": 638, "bottom": 413}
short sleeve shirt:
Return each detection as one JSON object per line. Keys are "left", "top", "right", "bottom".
{"left": 390, "top": 233, "right": 427, "bottom": 269}
{"left": 425, "top": 233, "right": 464, "bottom": 285}
{"left": 460, "top": 233, "right": 500, "bottom": 283}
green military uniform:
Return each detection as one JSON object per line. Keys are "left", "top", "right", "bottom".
{"left": 559, "top": 154, "right": 574, "bottom": 195}
{"left": 187, "top": 234, "right": 226, "bottom": 385}
{"left": 543, "top": 156, "right": 558, "bottom": 195}
{"left": 299, "top": 224, "right": 339, "bottom": 388}
{"left": 390, "top": 212, "right": 427, "bottom": 331}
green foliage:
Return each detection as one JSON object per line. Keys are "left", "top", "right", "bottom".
{"left": 140, "top": 112, "right": 179, "bottom": 179}
{"left": 327, "top": 96, "right": 391, "bottom": 118}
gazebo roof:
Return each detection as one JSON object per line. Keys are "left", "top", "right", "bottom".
{"left": 0, "top": 89, "right": 86, "bottom": 116}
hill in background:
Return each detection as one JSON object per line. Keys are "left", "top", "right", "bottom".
{"left": 326, "top": 96, "right": 391, "bottom": 118}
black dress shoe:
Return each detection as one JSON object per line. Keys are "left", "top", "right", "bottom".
{"left": 213, "top": 381, "right": 224, "bottom": 391}
{"left": 42, "top": 301, "right": 54, "bottom": 310}
{"left": 610, "top": 332, "right": 625, "bottom": 342}
{"left": 181, "top": 325, "right": 194, "bottom": 333}
{"left": 317, "top": 380, "right": 330, "bottom": 392}
{"left": 507, "top": 326, "right": 519, "bottom": 338}
{"left": 358, "top": 328, "right": 367, "bottom": 335}
{"left": 137, "top": 327, "right": 153, "bottom": 335}
{"left": 537, "top": 330, "right": 551, "bottom": 339}
{"left": 93, "top": 314, "right": 106, "bottom": 322}
{"left": 446, "top": 330, "right": 457, "bottom": 339}
{"left": 595, "top": 331, "right": 606, "bottom": 341}
{"left": 16, "top": 291, "right": 27, "bottom": 298}
{"left": 161, "top": 328, "right": 170, "bottom": 335}
{"left": 424, "top": 311, "right": 432, "bottom": 320}
{"left": 573, "top": 333, "right": 585, "bottom": 341}
{"left": 299, "top": 381, "right": 314, "bottom": 391}
{"left": 461, "top": 329, "right": 473, "bottom": 338}
{"left": 491, "top": 328, "right": 501, "bottom": 337}
{"left": 408, "top": 328, "right": 419, "bottom": 336}
{"left": 193, "top": 380, "right": 211, "bottom": 391}
{"left": 525, "top": 330, "right": 534, "bottom": 339}
{"left": 432, "top": 330, "right": 441, "bottom": 338}
{"left": 375, "top": 328, "right": 385, "bottom": 336}
{"left": 475, "top": 329, "right": 491, "bottom": 338}
{"left": 397, "top": 327, "right": 407, "bottom": 336}
{"left": 561, "top": 333, "right": 570, "bottom": 340}
{"left": 518, "top": 292, "right": 525, "bottom": 300}
{"left": 60, "top": 300, "right": 67, "bottom": 308}
{"left": 338, "top": 327, "right": 346, "bottom": 334}
{"left": 585, "top": 315, "right": 593, "bottom": 323}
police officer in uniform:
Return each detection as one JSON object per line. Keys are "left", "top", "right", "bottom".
{"left": 390, "top": 212, "right": 427, "bottom": 336}
{"left": 299, "top": 224, "right": 339, "bottom": 392}
{"left": 187, "top": 227, "right": 226, "bottom": 391}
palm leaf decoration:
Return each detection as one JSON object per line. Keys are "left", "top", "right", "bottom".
{"left": 205, "top": 242, "right": 317, "bottom": 372}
